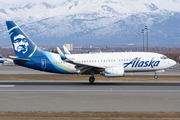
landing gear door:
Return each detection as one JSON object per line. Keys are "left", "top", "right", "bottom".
{"left": 41, "top": 59, "right": 46, "bottom": 69}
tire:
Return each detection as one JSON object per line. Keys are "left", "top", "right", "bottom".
{"left": 154, "top": 75, "right": 158, "bottom": 79}
{"left": 89, "top": 76, "right": 95, "bottom": 84}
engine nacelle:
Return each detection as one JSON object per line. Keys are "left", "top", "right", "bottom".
{"left": 104, "top": 67, "right": 124, "bottom": 77}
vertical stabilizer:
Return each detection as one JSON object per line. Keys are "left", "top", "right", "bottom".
{"left": 6, "top": 21, "right": 39, "bottom": 58}
{"left": 0, "top": 54, "right": 3, "bottom": 58}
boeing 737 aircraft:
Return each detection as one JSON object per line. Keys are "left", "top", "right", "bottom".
{"left": 0, "top": 54, "right": 14, "bottom": 64}
{"left": 0, "top": 55, "right": 7, "bottom": 63}
{"left": 6, "top": 21, "right": 176, "bottom": 83}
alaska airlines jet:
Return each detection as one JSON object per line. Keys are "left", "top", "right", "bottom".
{"left": 6, "top": 21, "right": 176, "bottom": 83}
{"left": 0, "top": 54, "right": 14, "bottom": 64}
{"left": 0, "top": 54, "right": 7, "bottom": 63}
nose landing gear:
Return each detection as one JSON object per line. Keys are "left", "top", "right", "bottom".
{"left": 154, "top": 72, "right": 158, "bottom": 79}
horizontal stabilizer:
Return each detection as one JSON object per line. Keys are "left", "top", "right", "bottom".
{"left": 9, "top": 56, "right": 30, "bottom": 62}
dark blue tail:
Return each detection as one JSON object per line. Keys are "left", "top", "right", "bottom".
{"left": 6, "top": 21, "right": 42, "bottom": 58}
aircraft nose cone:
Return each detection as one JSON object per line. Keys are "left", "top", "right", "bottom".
{"left": 170, "top": 59, "right": 176, "bottom": 67}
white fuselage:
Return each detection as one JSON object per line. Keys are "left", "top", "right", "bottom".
{"left": 51, "top": 52, "right": 176, "bottom": 73}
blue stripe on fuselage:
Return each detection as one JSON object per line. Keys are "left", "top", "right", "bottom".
{"left": 13, "top": 49, "right": 73, "bottom": 74}
{"left": 13, "top": 55, "right": 63, "bottom": 74}
{"left": 42, "top": 51, "right": 72, "bottom": 74}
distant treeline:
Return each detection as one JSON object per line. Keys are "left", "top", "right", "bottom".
{"left": 0, "top": 47, "right": 180, "bottom": 62}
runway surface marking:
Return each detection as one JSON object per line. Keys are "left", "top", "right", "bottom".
{"left": 0, "top": 85, "right": 15, "bottom": 87}
{"left": 0, "top": 89, "right": 180, "bottom": 93}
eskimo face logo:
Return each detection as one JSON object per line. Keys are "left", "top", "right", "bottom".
{"left": 13, "top": 34, "right": 29, "bottom": 54}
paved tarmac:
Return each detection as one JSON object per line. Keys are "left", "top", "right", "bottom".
{"left": 0, "top": 66, "right": 180, "bottom": 112}
{"left": 0, "top": 66, "right": 53, "bottom": 74}
{"left": 0, "top": 81, "right": 180, "bottom": 112}
{"left": 0, "top": 66, "right": 180, "bottom": 75}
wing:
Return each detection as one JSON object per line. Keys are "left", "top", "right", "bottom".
{"left": 68, "top": 59, "right": 105, "bottom": 74}
{"left": 58, "top": 48, "right": 104, "bottom": 74}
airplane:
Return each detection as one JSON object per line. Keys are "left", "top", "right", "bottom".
{"left": 6, "top": 21, "right": 176, "bottom": 83}
{"left": 0, "top": 54, "right": 7, "bottom": 63}
{"left": 0, "top": 54, "right": 14, "bottom": 65}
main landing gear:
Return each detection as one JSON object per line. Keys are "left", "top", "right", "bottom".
{"left": 89, "top": 75, "right": 95, "bottom": 84}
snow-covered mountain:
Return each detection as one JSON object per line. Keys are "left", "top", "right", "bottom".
{"left": 0, "top": 0, "right": 180, "bottom": 47}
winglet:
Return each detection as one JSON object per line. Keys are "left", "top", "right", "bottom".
{"left": 56, "top": 47, "right": 67, "bottom": 60}
{"left": 63, "top": 45, "right": 71, "bottom": 55}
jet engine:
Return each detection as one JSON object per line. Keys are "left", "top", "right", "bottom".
{"left": 101, "top": 67, "right": 124, "bottom": 77}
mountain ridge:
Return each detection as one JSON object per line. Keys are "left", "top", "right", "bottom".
{"left": 0, "top": 0, "right": 180, "bottom": 47}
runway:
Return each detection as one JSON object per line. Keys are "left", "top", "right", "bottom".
{"left": 0, "top": 81, "right": 180, "bottom": 112}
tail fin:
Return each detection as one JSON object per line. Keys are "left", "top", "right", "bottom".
{"left": 0, "top": 54, "right": 3, "bottom": 58}
{"left": 56, "top": 47, "right": 67, "bottom": 60}
{"left": 63, "top": 45, "right": 71, "bottom": 55}
{"left": 6, "top": 21, "right": 39, "bottom": 58}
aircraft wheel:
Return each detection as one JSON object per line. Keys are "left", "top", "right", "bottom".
{"left": 154, "top": 75, "right": 158, "bottom": 79}
{"left": 89, "top": 76, "right": 95, "bottom": 84}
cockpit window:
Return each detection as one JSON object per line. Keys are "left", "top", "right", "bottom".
{"left": 161, "top": 56, "right": 168, "bottom": 59}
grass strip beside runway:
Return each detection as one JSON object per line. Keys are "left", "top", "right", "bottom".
{"left": 0, "top": 74, "right": 180, "bottom": 81}
{"left": 0, "top": 112, "right": 180, "bottom": 120}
